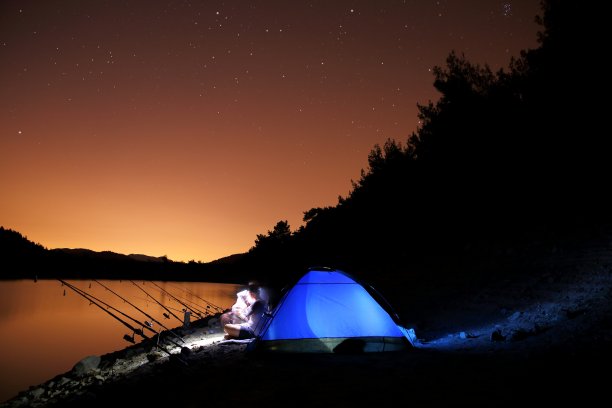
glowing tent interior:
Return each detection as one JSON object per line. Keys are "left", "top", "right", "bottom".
{"left": 248, "top": 268, "right": 416, "bottom": 353}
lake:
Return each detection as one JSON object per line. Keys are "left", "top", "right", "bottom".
{"left": 0, "top": 279, "right": 240, "bottom": 403}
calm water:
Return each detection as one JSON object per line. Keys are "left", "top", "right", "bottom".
{"left": 0, "top": 279, "right": 240, "bottom": 403}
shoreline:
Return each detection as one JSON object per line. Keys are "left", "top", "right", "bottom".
{"left": 0, "top": 314, "right": 227, "bottom": 408}
{"left": 3, "top": 240, "right": 612, "bottom": 407}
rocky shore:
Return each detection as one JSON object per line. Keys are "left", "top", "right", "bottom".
{"left": 0, "top": 315, "right": 228, "bottom": 408}
{"left": 2, "top": 237, "right": 612, "bottom": 407}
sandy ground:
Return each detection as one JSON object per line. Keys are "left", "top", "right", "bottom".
{"left": 2, "top": 238, "right": 612, "bottom": 407}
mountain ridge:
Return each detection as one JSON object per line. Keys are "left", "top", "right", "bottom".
{"left": 0, "top": 226, "right": 248, "bottom": 283}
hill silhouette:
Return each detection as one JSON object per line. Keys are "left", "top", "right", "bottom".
{"left": 3, "top": 1, "right": 607, "bottom": 295}
{"left": 0, "top": 226, "right": 246, "bottom": 283}
{"left": 238, "top": 0, "right": 611, "bottom": 291}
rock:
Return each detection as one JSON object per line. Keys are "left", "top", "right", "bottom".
{"left": 30, "top": 388, "right": 44, "bottom": 399}
{"left": 125, "top": 348, "right": 144, "bottom": 359}
{"left": 73, "top": 355, "right": 101, "bottom": 376}
{"left": 490, "top": 329, "right": 505, "bottom": 342}
{"left": 55, "top": 377, "right": 70, "bottom": 387}
{"left": 112, "top": 359, "right": 131, "bottom": 372}
{"left": 94, "top": 375, "right": 105, "bottom": 382}
{"left": 146, "top": 352, "right": 162, "bottom": 362}
{"left": 509, "top": 311, "right": 522, "bottom": 321}
{"left": 508, "top": 328, "right": 531, "bottom": 342}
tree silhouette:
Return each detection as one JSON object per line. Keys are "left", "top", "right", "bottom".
{"left": 243, "top": 0, "right": 612, "bottom": 286}
{"left": 252, "top": 220, "right": 292, "bottom": 252}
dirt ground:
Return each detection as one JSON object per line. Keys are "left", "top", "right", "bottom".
{"left": 3, "top": 236, "right": 612, "bottom": 407}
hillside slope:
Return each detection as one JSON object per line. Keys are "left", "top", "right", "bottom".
{"left": 3, "top": 233, "right": 611, "bottom": 407}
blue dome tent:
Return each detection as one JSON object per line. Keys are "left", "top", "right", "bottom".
{"left": 248, "top": 267, "right": 416, "bottom": 353}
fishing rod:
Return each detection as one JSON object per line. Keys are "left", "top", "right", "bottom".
{"left": 59, "top": 280, "right": 150, "bottom": 343}
{"left": 94, "top": 280, "right": 185, "bottom": 345}
{"left": 164, "top": 281, "right": 223, "bottom": 312}
{"left": 60, "top": 281, "right": 188, "bottom": 364}
{"left": 148, "top": 281, "right": 207, "bottom": 319}
{"left": 131, "top": 294, "right": 185, "bottom": 313}
{"left": 180, "top": 296, "right": 212, "bottom": 317}
{"left": 60, "top": 280, "right": 154, "bottom": 339}
{"left": 164, "top": 285, "right": 223, "bottom": 317}
{"left": 166, "top": 281, "right": 225, "bottom": 313}
{"left": 159, "top": 288, "right": 210, "bottom": 318}
{"left": 130, "top": 280, "right": 183, "bottom": 324}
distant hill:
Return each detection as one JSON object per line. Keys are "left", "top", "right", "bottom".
{"left": 208, "top": 252, "right": 247, "bottom": 265}
{"left": 52, "top": 248, "right": 138, "bottom": 261}
{"left": 0, "top": 226, "right": 247, "bottom": 283}
{"left": 0, "top": 226, "right": 46, "bottom": 254}
{"left": 52, "top": 248, "right": 167, "bottom": 263}
{"left": 127, "top": 254, "right": 167, "bottom": 263}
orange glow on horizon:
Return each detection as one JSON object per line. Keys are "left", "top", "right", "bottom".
{"left": 0, "top": 1, "right": 541, "bottom": 262}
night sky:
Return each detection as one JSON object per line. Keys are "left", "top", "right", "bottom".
{"left": 1, "top": 1, "right": 540, "bottom": 262}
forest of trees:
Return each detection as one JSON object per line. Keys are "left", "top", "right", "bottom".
{"left": 242, "top": 0, "right": 610, "bottom": 288}
{"left": 3, "top": 1, "right": 606, "bottom": 291}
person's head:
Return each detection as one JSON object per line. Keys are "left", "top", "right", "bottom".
{"left": 247, "top": 281, "right": 260, "bottom": 298}
{"left": 247, "top": 280, "right": 260, "bottom": 291}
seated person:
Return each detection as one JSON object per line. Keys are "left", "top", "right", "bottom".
{"left": 220, "top": 281, "right": 259, "bottom": 327}
{"left": 223, "top": 284, "right": 266, "bottom": 340}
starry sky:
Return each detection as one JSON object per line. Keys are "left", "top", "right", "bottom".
{"left": 0, "top": 1, "right": 541, "bottom": 262}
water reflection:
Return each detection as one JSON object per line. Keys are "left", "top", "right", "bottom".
{"left": 0, "top": 279, "right": 239, "bottom": 403}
